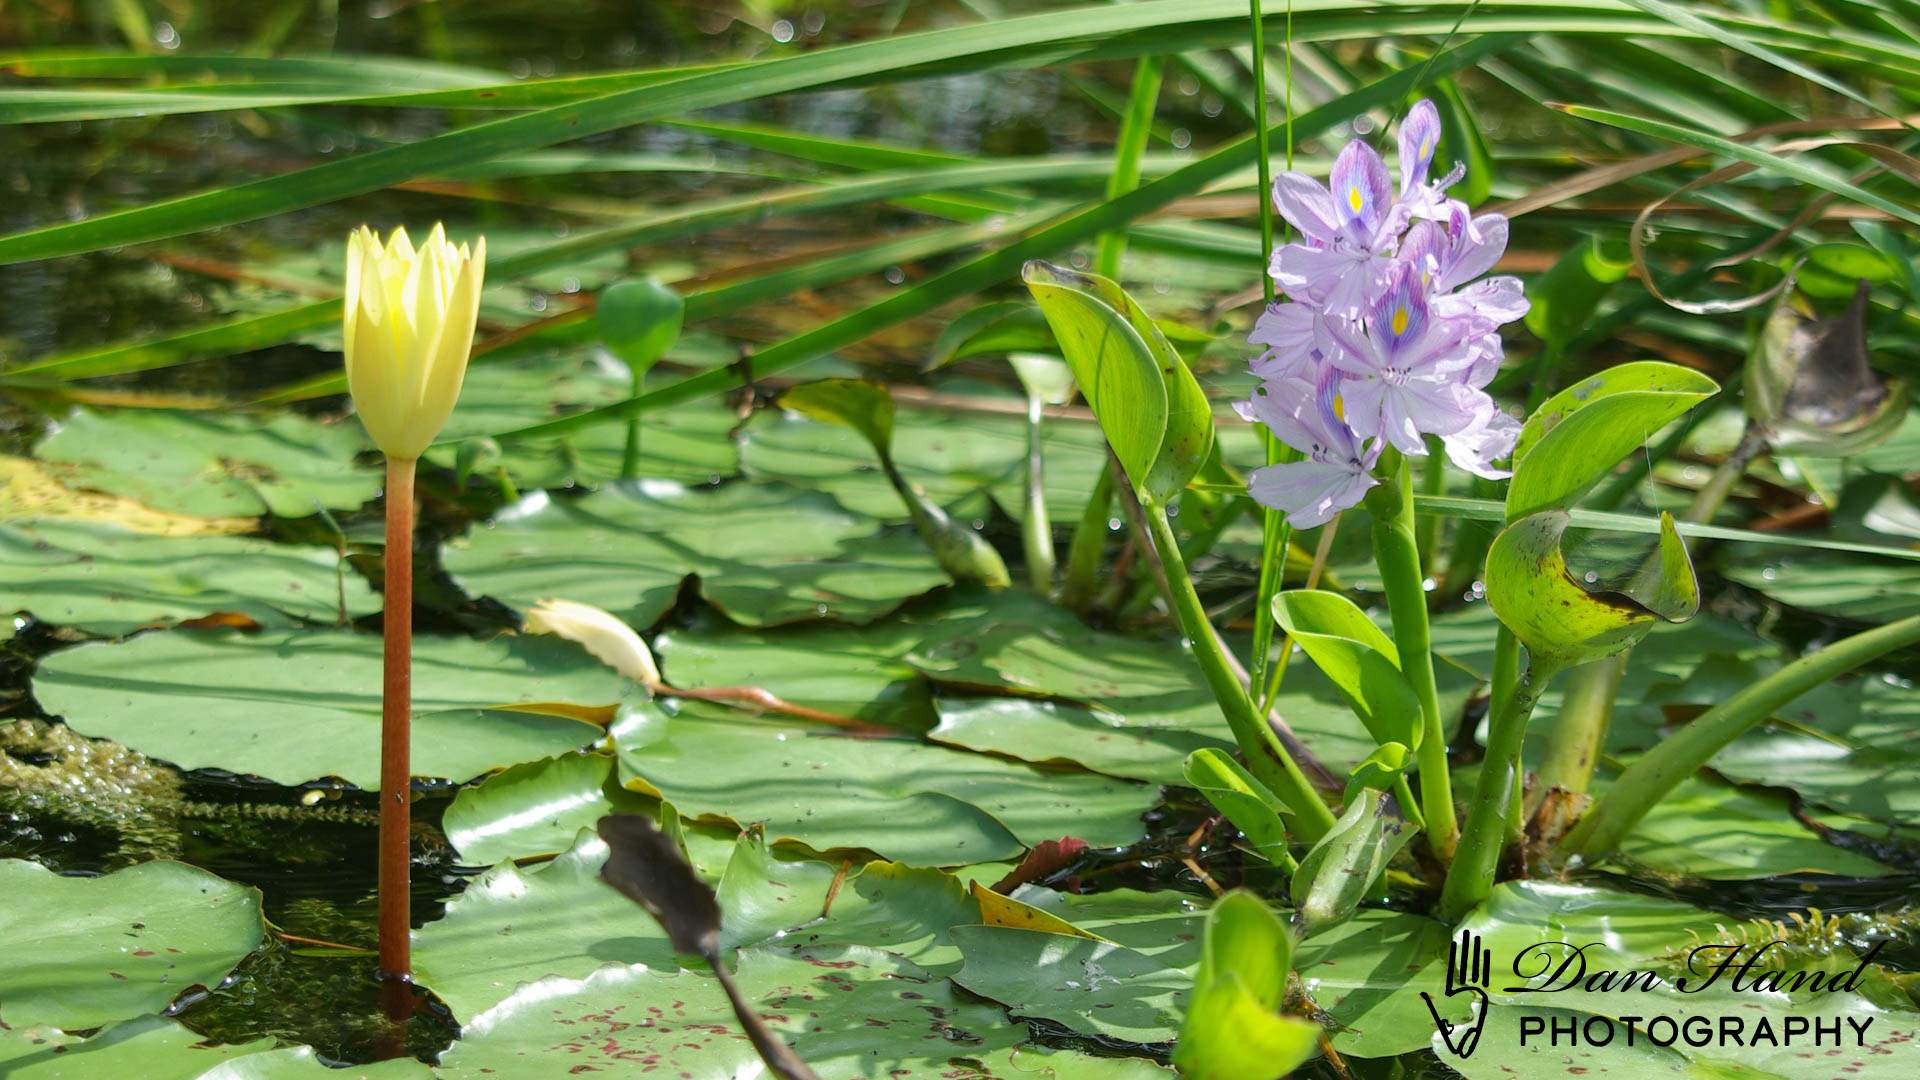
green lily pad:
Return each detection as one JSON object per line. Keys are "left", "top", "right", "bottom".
{"left": 444, "top": 481, "right": 951, "bottom": 630}
{"left": 653, "top": 616, "right": 933, "bottom": 729}
{"left": 1723, "top": 552, "right": 1920, "bottom": 624}
{"left": 0, "top": 859, "right": 262, "bottom": 1029}
{"left": 933, "top": 696, "right": 1230, "bottom": 785}
{"left": 34, "top": 410, "right": 381, "bottom": 519}
{"left": 1615, "top": 774, "right": 1896, "bottom": 879}
{"left": 442, "top": 750, "right": 652, "bottom": 865}
{"left": 1707, "top": 675, "right": 1920, "bottom": 826}
{"left": 0, "top": 1016, "right": 432, "bottom": 1079}
{"left": 611, "top": 700, "right": 1157, "bottom": 866}
{"left": 0, "top": 518, "right": 376, "bottom": 634}
{"left": 32, "top": 629, "right": 624, "bottom": 787}
{"left": 436, "top": 945, "right": 1027, "bottom": 1079}
{"left": 430, "top": 358, "right": 741, "bottom": 489}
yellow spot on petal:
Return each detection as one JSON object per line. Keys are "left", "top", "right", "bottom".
{"left": 1333, "top": 395, "right": 1347, "bottom": 422}
{"left": 1392, "top": 306, "right": 1409, "bottom": 335}
{"left": 1348, "top": 185, "right": 1363, "bottom": 212}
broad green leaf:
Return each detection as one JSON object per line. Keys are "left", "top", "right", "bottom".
{"left": 1173, "top": 891, "right": 1319, "bottom": 1080}
{"left": 1290, "top": 791, "right": 1413, "bottom": 934}
{"left": 1484, "top": 510, "right": 1699, "bottom": 672}
{"left": 32, "top": 629, "right": 623, "bottom": 787}
{"left": 1619, "top": 775, "right": 1897, "bottom": 878}
{"left": 0, "top": 518, "right": 374, "bottom": 634}
{"left": 1703, "top": 676, "right": 1920, "bottom": 829}
{"left": 1271, "top": 589, "right": 1423, "bottom": 749}
{"left": 0, "top": 859, "right": 262, "bottom": 1029}
{"left": 442, "top": 751, "right": 650, "bottom": 866}
{"left": 443, "top": 481, "right": 950, "bottom": 630}
{"left": 1184, "top": 749, "right": 1292, "bottom": 865}
{"left": 940, "top": 696, "right": 1226, "bottom": 784}
{"left": 0, "top": 457, "right": 253, "bottom": 536}
{"left": 1022, "top": 260, "right": 1168, "bottom": 495}
{"left": 34, "top": 410, "right": 380, "bottom": 519}
{"left": 596, "top": 279, "right": 683, "bottom": 379}
{"left": 610, "top": 700, "right": 1156, "bottom": 866}
{"left": 777, "top": 378, "right": 896, "bottom": 454}
{"left": 926, "top": 301, "right": 1056, "bottom": 369}
{"left": 1507, "top": 361, "right": 1720, "bottom": 520}
{"left": 1074, "top": 269, "right": 1216, "bottom": 505}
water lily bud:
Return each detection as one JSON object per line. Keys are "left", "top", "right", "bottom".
{"left": 344, "top": 224, "right": 486, "bottom": 460}
{"left": 524, "top": 599, "right": 661, "bottom": 688}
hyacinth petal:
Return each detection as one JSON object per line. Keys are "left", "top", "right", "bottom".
{"left": 1271, "top": 172, "right": 1345, "bottom": 245}
{"left": 1457, "top": 275, "right": 1529, "bottom": 324}
{"left": 1442, "top": 407, "right": 1520, "bottom": 480}
{"left": 1239, "top": 377, "right": 1324, "bottom": 457}
{"left": 1398, "top": 100, "right": 1442, "bottom": 197}
{"left": 1270, "top": 242, "right": 1358, "bottom": 305}
{"left": 1398, "top": 378, "right": 1481, "bottom": 438}
{"left": 1330, "top": 141, "right": 1392, "bottom": 244}
{"left": 1249, "top": 460, "right": 1375, "bottom": 529}
{"left": 1448, "top": 213, "right": 1509, "bottom": 285}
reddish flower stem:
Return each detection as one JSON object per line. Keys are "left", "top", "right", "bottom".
{"left": 378, "top": 455, "right": 417, "bottom": 982}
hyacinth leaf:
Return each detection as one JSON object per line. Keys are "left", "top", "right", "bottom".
{"left": 1343, "top": 741, "right": 1412, "bottom": 805}
{"left": 596, "top": 278, "right": 684, "bottom": 379}
{"left": 1022, "top": 260, "right": 1168, "bottom": 496}
{"left": 778, "top": 379, "right": 1009, "bottom": 588}
{"left": 1290, "top": 790, "right": 1413, "bottom": 936}
{"left": 1521, "top": 233, "right": 1632, "bottom": 350}
{"left": 1507, "top": 361, "right": 1720, "bottom": 520}
{"left": 1485, "top": 509, "right": 1699, "bottom": 674}
{"left": 1271, "top": 590, "right": 1423, "bottom": 751}
{"left": 1172, "top": 891, "right": 1318, "bottom": 1080}
{"left": 1747, "top": 286, "right": 1908, "bottom": 457}
{"left": 1059, "top": 267, "right": 1215, "bottom": 506}
{"left": 924, "top": 300, "right": 1056, "bottom": 370}
{"left": 777, "top": 378, "right": 895, "bottom": 454}
{"left": 1183, "top": 749, "right": 1292, "bottom": 866}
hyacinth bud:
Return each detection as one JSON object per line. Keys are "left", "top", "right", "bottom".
{"left": 343, "top": 224, "right": 486, "bottom": 460}
{"left": 524, "top": 599, "right": 661, "bottom": 688}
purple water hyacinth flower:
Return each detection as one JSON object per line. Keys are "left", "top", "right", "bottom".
{"left": 1269, "top": 141, "right": 1405, "bottom": 318}
{"left": 1400, "top": 210, "right": 1528, "bottom": 385}
{"left": 1441, "top": 403, "right": 1521, "bottom": 480}
{"left": 1249, "top": 301, "right": 1333, "bottom": 382}
{"left": 1324, "top": 263, "right": 1482, "bottom": 454}
{"left": 1397, "top": 99, "right": 1468, "bottom": 224}
{"left": 1238, "top": 373, "right": 1381, "bottom": 528}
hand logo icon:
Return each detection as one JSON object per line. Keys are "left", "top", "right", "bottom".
{"left": 1422, "top": 929, "right": 1492, "bottom": 1059}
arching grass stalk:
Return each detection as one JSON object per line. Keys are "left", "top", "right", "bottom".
{"left": 1565, "top": 612, "right": 1920, "bottom": 857}
{"left": 1362, "top": 449, "right": 1458, "bottom": 859}
{"left": 1143, "top": 498, "right": 1337, "bottom": 842}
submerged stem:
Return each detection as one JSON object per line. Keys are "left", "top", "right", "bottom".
{"left": 1363, "top": 452, "right": 1457, "bottom": 859}
{"left": 1144, "top": 500, "right": 1336, "bottom": 842}
{"left": 378, "top": 455, "right": 417, "bottom": 982}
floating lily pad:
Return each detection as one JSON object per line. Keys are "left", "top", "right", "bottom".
{"left": 611, "top": 700, "right": 1157, "bottom": 866}
{"left": 933, "top": 696, "right": 1229, "bottom": 785}
{"left": 442, "top": 750, "right": 651, "bottom": 865}
{"left": 1723, "top": 552, "right": 1920, "bottom": 624}
{"left": 0, "top": 457, "right": 254, "bottom": 535}
{"left": 1616, "top": 775, "right": 1895, "bottom": 879}
{"left": 33, "top": 629, "right": 625, "bottom": 787}
{"left": 444, "top": 481, "right": 951, "bottom": 630}
{"left": 653, "top": 616, "right": 933, "bottom": 728}
{"left": 34, "top": 410, "right": 381, "bottom": 519}
{"left": 0, "top": 518, "right": 375, "bottom": 634}
{"left": 430, "top": 357, "right": 741, "bottom": 489}
{"left": 0, "top": 859, "right": 262, "bottom": 1029}
{"left": 1708, "top": 675, "right": 1920, "bottom": 826}
{"left": 0, "top": 1016, "right": 432, "bottom": 1079}
{"left": 436, "top": 945, "right": 1026, "bottom": 1080}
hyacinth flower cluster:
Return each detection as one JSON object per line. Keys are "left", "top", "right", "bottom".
{"left": 1236, "top": 100, "right": 1528, "bottom": 528}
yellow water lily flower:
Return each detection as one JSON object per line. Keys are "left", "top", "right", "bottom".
{"left": 343, "top": 223, "right": 486, "bottom": 460}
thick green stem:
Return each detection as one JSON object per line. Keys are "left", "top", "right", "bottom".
{"left": 1144, "top": 501, "right": 1336, "bottom": 841}
{"left": 1567, "top": 612, "right": 1920, "bottom": 858}
{"left": 620, "top": 366, "right": 644, "bottom": 479}
{"left": 1021, "top": 395, "right": 1056, "bottom": 589}
{"left": 1061, "top": 466, "right": 1114, "bottom": 611}
{"left": 1440, "top": 627, "right": 1551, "bottom": 922}
{"left": 1363, "top": 452, "right": 1457, "bottom": 859}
